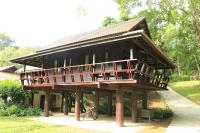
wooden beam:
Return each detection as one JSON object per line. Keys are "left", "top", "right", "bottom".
{"left": 131, "top": 91, "right": 138, "bottom": 122}
{"left": 130, "top": 47, "right": 133, "bottom": 59}
{"left": 61, "top": 93, "right": 64, "bottom": 112}
{"left": 64, "top": 92, "right": 69, "bottom": 115}
{"left": 44, "top": 92, "right": 50, "bottom": 117}
{"left": 116, "top": 88, "right": 124, "bottom": 127}
{"left": 23, "top": 61, "right": 26, "bottom": 72}
{"left": 80, "top": 92, "right": 84, "bottom": 113}
{"left": 93, "top": 53, "right": 95, "bottom": 65}
{"left": 108, "top": 92, "right": 112, "bottom": 116}
{"left": 142, "top": 91, "right": 147, "bottom": 109}
{"left": 94, "top": 91, "right": 99, "bottom": 117}
{"left": 75, "top": 89, "right": 81, "bottom": 121}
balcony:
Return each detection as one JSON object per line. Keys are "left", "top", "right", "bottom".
{"left": 20, "top": 59, "right": 169, "bottom": 90}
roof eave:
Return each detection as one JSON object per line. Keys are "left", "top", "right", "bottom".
{"left": 140, "top": 32, "right": 175, "bottom": 68}
{"left": 10, "top": 31, "right": 143, "bottom": 64}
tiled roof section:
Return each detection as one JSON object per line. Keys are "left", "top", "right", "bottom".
{"left": 16, "top": 66, "right": 41, "bottom": 73}
{"left": 38, "top": 18, "right": 146, "bottom": 52}
{"left": 0, "top": 65, "right": 17, "bottom": 72}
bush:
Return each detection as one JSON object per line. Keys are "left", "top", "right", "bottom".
{"left": 25, "top": 107, "right": 42, "bottom": 116}
{"left": 0, "top": 79, "right": 29, "bottom": 104}
{"left": 0, "top": 102, "right": 42, "bottom": 117}
{"left": 153, "top": 107, "right": 173, "bottom": 119}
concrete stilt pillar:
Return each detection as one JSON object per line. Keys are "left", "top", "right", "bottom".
{"left": 108, "top": 92, "right": 112, "bottom": 116}
{"left": 75, "top": 89, "right": 81, "bottom": 121}
{"left": 116, "top": 89, "right": 124, "bottom": 127}
{"left": 44, "top": 92, "right": 50, "bottom": 117}
{"left": 131, "top": 91, "right": 138, "bottom": 122}
{"left": 64, "top": 92, "right": 68, "bottom": 115}
{"left": 142, "top": 91, "right": 148, "bottom": 109}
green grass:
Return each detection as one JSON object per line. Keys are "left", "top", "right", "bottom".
{"left": 0, "top": 117, "right": 107, "bottom": 133}
{"left": 170, "top": 81, "right": 200, "bottom": 105}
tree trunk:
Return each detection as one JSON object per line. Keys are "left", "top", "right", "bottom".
{"left": 193, "top": 55, "right": 200, "bottom": 78}
{"left": 189, "top": 0, "right": 200, "bottom": 44}
{"left": 176, "top": 57, "right": 181, "bottom": 76}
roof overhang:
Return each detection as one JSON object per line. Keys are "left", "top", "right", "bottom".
{"left": 10, "top": 30, "right": 175, "bottom": 69}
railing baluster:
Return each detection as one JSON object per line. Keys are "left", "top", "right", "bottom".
{"left": 19, "top": 59, "right": 170, "bottom": 90}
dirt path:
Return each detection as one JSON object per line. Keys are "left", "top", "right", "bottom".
{"left": 158, "top": 87, "right": 200, "bottom": 133}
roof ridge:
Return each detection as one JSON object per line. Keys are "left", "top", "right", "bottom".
{"left": 37, "top": 17, "right": 145, "bottom": 52}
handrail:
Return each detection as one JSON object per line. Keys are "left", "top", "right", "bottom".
{"left": 19, "top": 59, "right": 169, "bottom": 89}
{"left": 20, "top": 59, "right": 138, "bottom": 74}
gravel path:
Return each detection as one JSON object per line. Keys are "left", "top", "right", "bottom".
{"left": 158, "top": 87, "right": 200, "bottom": 133}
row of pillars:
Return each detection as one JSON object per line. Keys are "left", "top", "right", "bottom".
{"left": 43, "top": 89, "right": 147, "bottom": 127}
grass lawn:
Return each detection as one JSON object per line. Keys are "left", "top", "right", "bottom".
{"left": 170, "top": 80, "right": 200, "bottom": 105}
{"left": 0, "top": 117, "right": 107, "bottom": 133}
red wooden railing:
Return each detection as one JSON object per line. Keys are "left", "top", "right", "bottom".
{"left": 20, "top": 59, "right": 169, "bottom": 89}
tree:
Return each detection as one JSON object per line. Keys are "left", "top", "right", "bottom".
{"left": 0, "top": 79, "right": 27, "bottom": 104}
{"left": 101, "top": 16, "right": 118, "bottom": 27}
{"left": 0, "top": 33, "right": 14, "bottom": 50}
{"left": 113, "top": 0, "right": 141, "bottom": 21}
{"left": 188, "top": 0, "right": 200, "bottom": 44}
{"left": 0, "top": 46, "right": 37, "bottom": 67}
{"left": 103, "top": 0, "right": 200, "bottom": 78}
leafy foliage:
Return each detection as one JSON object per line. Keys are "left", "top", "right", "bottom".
{"left": 0, "top": 103, "right": 42, "bottom": 116}
{"left": 0, "top": 33, "right": 14, "bottom": 50}
{"left": 0, "top": 79, "right": 29, "bottom": 104}
{"left": 102, "top": 0, "right": 200, "bottom": 80}
{"left": 0, "top": 46, "right": 37, "bottom": 67}
{"left": 101, "top": 16, "right": 118, "bottom": 27}
{"left": 153, "top": 107, "right": 173, "bottom": 119}
{"left": 0, "top": 79, "right": 42, "bottom": 117}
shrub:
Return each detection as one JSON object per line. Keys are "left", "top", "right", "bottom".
{"left": 0, "top": 99, "right": 7, "bottom": 116}
{"left": 25, "top": 107, "right": 42, "bottom": 116}
{"left": 153, "top": 107, "right": 173, "bottom": 119}
{"left": 0, "top": 79, "right": 29, "bottom": 104}
{"left": 0, "top": 103, "right": 42, "bottom": 117}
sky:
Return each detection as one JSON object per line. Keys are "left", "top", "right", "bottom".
{"left": 0, "top": 0, "right": 119, "bottom": 48}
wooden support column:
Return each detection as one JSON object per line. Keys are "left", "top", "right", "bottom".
{"left": 31, "top": 92, "right": 34, "bottom": 106}
{"left": 80, "top": 92, "right": 84, "bottom": 113}
{"left": 44, "top": 92, "right": 50, "bottom": 117}
{"left": 93, "top": 53, "right": 95, "bottom": 65}
{"left": 116, "top": 89, "right": 124, "bottom": 127}
{"left": 41, "top": 56, "right": 44, "bottom": 69}
{"left": 69, "top": 58, "right": 72, "bottom": 65}
{"left": 75, "top": 89, "right": 81, "bottom": 121}
{"left": 61, "top": 93, "right": 64, "bottom": 112}
{"left": 131, "top": 91, "right": 138, "bottom": 122}
{"left": 64, "top": 92, "right": 69, "bottom": 115}
{"left": 94, "top": 91, "right": 99, "bottom": 116}
{"left": 108, "top": 92, "right": 112, "bottom": 116}
{"left": 92, "top": 53, "right": 96, "bottom": 74}
{"left": 142, "top": 91, "right": 147, "bottom": 109}
{"left": 130, "top": 47, "right": 133, "bottom": 59}
{"left": 23, "top": 61, "right": 26, "bottom": 72}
